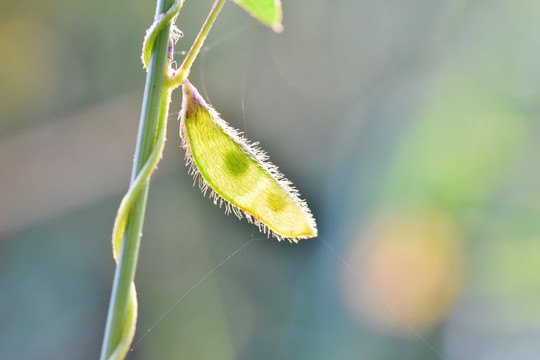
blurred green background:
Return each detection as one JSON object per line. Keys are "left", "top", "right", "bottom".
{"left": 1, "top": 0, "right": 540, "bottom": 359}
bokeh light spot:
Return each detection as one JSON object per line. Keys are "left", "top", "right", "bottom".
{"left": 340, "top": 209, "right": 465, "bottom": 335}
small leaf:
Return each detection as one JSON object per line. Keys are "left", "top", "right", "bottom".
{"left": 179, "top": 80, "right": 317, "bottom": 242}
{"left": 233, "top": 0, "right": 283, "bottom": 32}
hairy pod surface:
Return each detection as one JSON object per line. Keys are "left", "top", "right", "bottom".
{"left": 179, "top": 80, "right": 317, "bottom": 242}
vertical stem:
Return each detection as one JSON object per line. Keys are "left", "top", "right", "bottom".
{"left": 99, "top": 0, "right": 174, "bottom": 358}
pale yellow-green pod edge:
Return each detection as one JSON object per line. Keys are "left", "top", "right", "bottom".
{"left": 179, "top": 80, "right": 317, "bottom": 243}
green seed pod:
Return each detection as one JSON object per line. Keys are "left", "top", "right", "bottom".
{"left": 179, "top": 80, "right": 317, "bottom": 242}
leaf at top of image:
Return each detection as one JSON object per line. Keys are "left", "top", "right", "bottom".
{"left": 179, "top": 79, "right": 317, "bottom": 243}
{"left": 233, "top": 0, "right": 283, "bottom": 32}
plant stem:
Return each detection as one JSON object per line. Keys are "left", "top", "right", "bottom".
{"left": 99, "top": 0, "right": 174, "bottom": 358}
{"left": 100, "top": 0, "right": 227, "bottom": 357}
{"left": 168, "top": 0, "right": 226, "bottom": 89}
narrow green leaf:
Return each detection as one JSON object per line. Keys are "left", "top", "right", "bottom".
{"left": 233, "top": 0, "right": 283, "bottom": 32}
{"left": 179, "top": 80, "right": 317, "bottom": 242}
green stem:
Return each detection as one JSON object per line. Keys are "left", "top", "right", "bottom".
{"left": 167, "top": 0, "right": 226, "bottom": 89}
{"left": 142, "top": 0, "right": 185, "bottom": 69}
{"left": 100, "top": 0, "right": 227, "bottom": 358}
{"left": 99, "top": 0, "right": 174, "bottom": 358}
